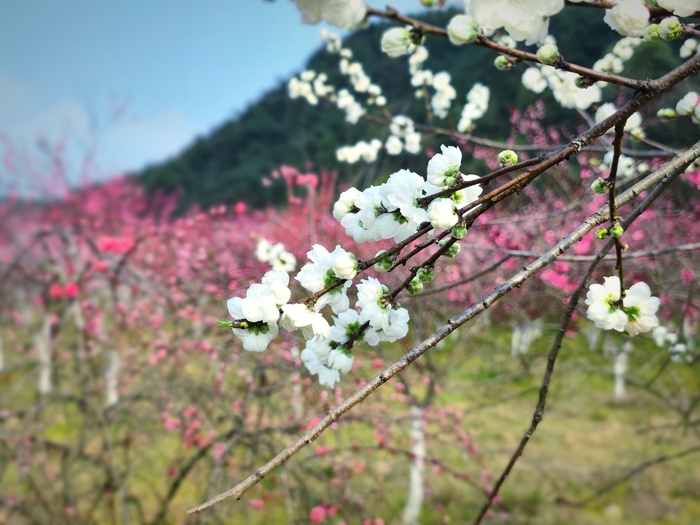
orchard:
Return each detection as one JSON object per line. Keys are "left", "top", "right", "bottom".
{"left": 1, "top": 1, "right": 699, "bottom": 524}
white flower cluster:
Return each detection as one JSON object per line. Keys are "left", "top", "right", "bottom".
{"left": 227, "top": 271, "right": 291, "bottom": 352}
{"left": 405, "top": 46, "right": 457, "bottom": 120}
{"left": 603, "top": 0, "right": 649, "bottom": 37}
{"left": 288, "top": 70, "right": 325, "bottom": 106}
{"left": 431, "top": 72, "right": 457, "bottom": 119}
{"left": 255, "top": 239, "right": 297, "bottom": 273}
{"left": 333, "top": 145, "right": 483, "bottom": 242}
{"left": 338, "top": 54, "right": 385, "bottom": 106}
{"left": 463, "top": 0, "right": 565, "bottom": 45}
{"left": 292, "top": 0, "right": 366, "bottom": 30}
{"left": 301, "top": 277, "right": 409, "bottom": 387}
{"left": 585, "top": 276, "right": 660, "bottom": 336}
{"left": 594, "top": 103, "right": 644, "bottom": 138}
{"left": 521, "top": 65, "right": 602, "bottom": 110}
{"left": 386, "top": 115, "right": 422, "bottom": 156}
{"left": 593, "top": 37, "right": 642, "bottom": 76}
{"left": 336, "top": 139, "right": 383, "bottom": 164}
{"left": 228, "top": 239, "right": 414, "bottom": 388}
{"left": 457, "top": 83, "right": 490, "bottom": 133}
{"left": 652, "top": 326, "right": 692, "bottom": 364}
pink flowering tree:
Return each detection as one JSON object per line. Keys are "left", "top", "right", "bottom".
{"left": 2, "top": 1, "right": 700, "bottom": 524}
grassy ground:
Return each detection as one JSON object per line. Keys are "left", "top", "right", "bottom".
{"left": 2, "top": 324, "right": 698, "bottom": 524}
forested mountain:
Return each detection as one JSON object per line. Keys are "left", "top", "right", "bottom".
{"left": 137, "top": 7, "right": 692, "bottom": 212}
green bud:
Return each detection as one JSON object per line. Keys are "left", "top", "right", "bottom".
{"left": 595, "top": 228, "right": 608, "bottom": 240}
{"left": 420, "top": 0, "right": 435, "bottom": 6}
{"left": 374, "top": 250, "right": 393, "bottom": 272}
{"left": 658, "top": 17, "right": 682, "bottom": 41}
{"left": 643, "top": 24, "right": 660, "bottom": 42}
{"left": 498, "top": 149, "right": 518, "bottom": 166}
{"left": 575, "top": 75, "right": 596, "bottom": 89}
{"left": 218, "top": 320, "right": 234, "bottom": 328}
{"left": 438, "top": 238, "right": 461, "bottom": 258}
{"left": 657, "top": 108, "right": 676, "bottom": 120}
{"left": 407, "top": 279, "right": 424, "bottom": 295}
{"left": 591, "top": 178, "right": 608, "bottom": 195}
{"left": 536, "top": 43, "right": 560, "bottom": 66}
{"left": 609, "top": 223, "right": 624, "bottom": 238}
{"left": 452, "top": 225, "right": 468, "bottom": 239}
{"left": 417, "top": 267, "right": 435, "bottom": 282}
{"left": 494, "top": 55, "right": 515, "bottom": 71}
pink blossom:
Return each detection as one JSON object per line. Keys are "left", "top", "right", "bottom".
{"left": 310, "top": 506, "right": 327, "bottom": 523}
{"left": 250, "top": 499, "right": 265, "bottom": 510}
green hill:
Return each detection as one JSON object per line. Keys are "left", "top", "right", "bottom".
{"left": 137, "top": 7, "right": 692, "bottom": 212}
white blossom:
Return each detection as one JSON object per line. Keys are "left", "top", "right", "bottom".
{"left": 381, "top": 27, "right": 414, "bottom": 58}
{"left": 327, "top": 348, "right": 353, "bottom": 373}
{"left": 281, "top": 303, "right": 331, "bottom": 341}
{"left": 585, "top": 276, "right": 628, "bottom": 332}
{"left": 427, "top": 145, "right": 462, "bottom": 187}
{"left": 657, "top": 0, "right": 700, "bottom": 17}
{"left": 676, "top": 92, "right": 699, "bottom": 116}
{"left": 464, "top": 0, "right": 565, "bottom": 45}
{"left": 333, "top": 187, "right": 362, "bottom": 221}
{"left": 585, "top": 277, "right": 660, "bottom": 336}
{"left": 293, "top": 0, "right": 366, "bottom": 29}
{"left": 447, "top": 14, "right": 479, "bottom": 45}
{"left": 603, "top": 0, "right": 649, "bottom": 37}
{"left": 261, "top": 270, "right": 292, "bottom": 306}
{"left": 428, "top": 198, "right": 459, "bottom": 230}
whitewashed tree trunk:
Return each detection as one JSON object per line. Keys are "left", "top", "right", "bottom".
{"left": 583, "top": 324, "right": 601, "bottom": 351}
{"left": 511, "top": 319, "right": 543, "bottom": 357}
{"left": 105, "top": 349, "right": 120, "bottom": 408}
{"left": 402, "top": 405, "right": 425, "bottom": 525}
{"left": 36, "top": 317, "right": 52, "bottom": 395}
{"left": 613, "top": 341, "right": 631, "bottom": 400}
{"left": 682, "top": 316, "right": 696, "bottom": 351}
{"left": 289, "top": 346, "right": 304, "bottom": 420}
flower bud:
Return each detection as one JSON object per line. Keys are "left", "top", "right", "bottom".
{"left": 332, "top": 251, "right": 357, "bottom": 280}
{"left": 407, "top": 278, "right": 424, "bottom": 295}
{"left": 536, "top": 43, "right": 560, "bottom": 66}
{"left": 381, "top": 27, "right": 413, "bottom": 58}
{"left": 498, "top": 149, "right": 518, "bottom": 166}
{"left": 417, "top": 267, "right": 435, "bottom": 282}
{"left": 447, "top": 15, "right": 479, "bottom": 45}
{"left": 591, "top": 177, "right": 608, "bottom": 195}
{"left": 609, "top": 223, "right": 624, "bottom": 238}
{"left": 643, "top": 24, "right": 660, "bottom": 42}
{"left": 374, "top": 250, "right": 393, "bottom": 272}
{"left": 658, "top": 17, "right": 682, "bottom": 41}
{"left": 595, "top": 228, "right": 608, "bottom": 240}
{"left": 657, "top": 108, "right": 676, "bottom": 120}
{"left": 575, "top": 76, "right": 596, "bottom": 89}
{"left": 494, "top": 55, "right": 516, "bottom": 71}
{"left": 452, "top": 225, "right": 468, "bottom": 239}
{"left": 439, "top": 239, "right": 461, "bottom": 258}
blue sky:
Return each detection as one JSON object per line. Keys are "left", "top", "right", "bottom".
{"left": 0, "top": 0, "right": 432, "bottom": 190}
